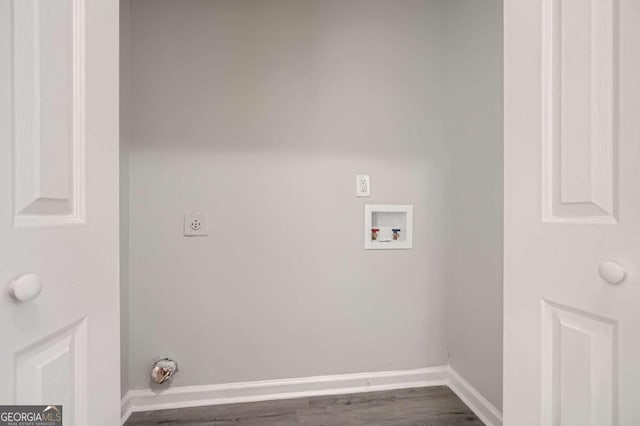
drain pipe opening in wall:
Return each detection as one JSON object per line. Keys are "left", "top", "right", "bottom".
{"left": 150, "top": 358, "right": 179, "bottom": 385}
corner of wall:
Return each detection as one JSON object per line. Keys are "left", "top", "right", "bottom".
{"left": 119, "top": 0, "right": 132, "bottom": 399}
{"left": 445, "top": 0, "right": 504, "bottom": 413}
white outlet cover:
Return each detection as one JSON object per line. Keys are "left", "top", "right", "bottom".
{"left": 184, "top": 212, "right": 208, "bottom": 236}
{"left": 356, "top": 175, "right": 370, "bottom": 197}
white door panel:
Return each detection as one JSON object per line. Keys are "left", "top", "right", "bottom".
{"left": 505, "top": 0, "right": 640, "bottom": 424}
{"left": 12, "top": 0, "right": 85, "bottom": 226}
{"left": 0, "top": 0, "right": 120, "bottom": 424}
{"left": 541, "top": 0, "right": 617, "bottom": 224}
{"left": 541, "top": 301, "right": 617, "bottom": 426}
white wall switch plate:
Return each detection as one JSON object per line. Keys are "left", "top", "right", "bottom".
{"left": 184, "top": 212, "right": 208, "bottom": 236}
{"left": 356, "top": 175, "right": 370, "bottom": 197}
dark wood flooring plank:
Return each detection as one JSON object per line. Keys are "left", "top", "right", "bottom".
{"left": 125, "top": 386, "right": 485, "bottom": 426}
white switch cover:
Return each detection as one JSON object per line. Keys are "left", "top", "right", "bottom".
{"left": 184, "top": 212, "right": 208, "bottom": 236}
{"left": 356, "top": 175, "right": 370, "bottom": 197}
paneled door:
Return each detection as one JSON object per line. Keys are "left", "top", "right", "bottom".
{"left": 0, "top": 0, "right": 119, "bottom": 425}
{"left": 504, "top": 0, "right": 640, "bottom": 424}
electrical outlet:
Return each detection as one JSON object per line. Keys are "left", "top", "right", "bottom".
{"left": 184, "top": 212, "right": 208, "bottom": 236}
{"left": 356, "top": 175, "right": 370, "bottom": 197}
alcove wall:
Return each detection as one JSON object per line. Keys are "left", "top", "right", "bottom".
{"left": 120, "top": 0, "right": 503, "bottom": 412}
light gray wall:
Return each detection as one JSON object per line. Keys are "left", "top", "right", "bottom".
{"left": 119, "top": 0, "right": 131, "bottom": 398}
{"left": 447, "top": 0, "right": 504, "bottom": 410}
{"left": 127, "top": 0, "right": 450, "bottom": 390}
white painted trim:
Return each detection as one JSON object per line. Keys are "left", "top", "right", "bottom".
{"left": 121, "top": 366, "right": 504, "bottom": 425}
{"left": 121, "top": 366, "right": 449, "bottom": 424}
{"left": 447, "top": 366, "right": 503, "bottom": 426}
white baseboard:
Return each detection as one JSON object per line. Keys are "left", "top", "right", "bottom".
{"left": 121, "top": 365, "right": 501, "bottom": 426}
{"left": 120, "top": 366, "right": 448, "bottom": 424}
{"left": 447, "top": 366, "right": 503, "bottom": 426}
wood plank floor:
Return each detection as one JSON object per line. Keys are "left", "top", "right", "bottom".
{"left": 125, "top": 386, "right": 484, "bottom": 425}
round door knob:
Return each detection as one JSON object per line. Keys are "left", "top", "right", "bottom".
{"left": 8, "top": 273, "right": 42, "bottom": 302}
{"left": 598, "top": 261, "right": 626, "bottom": 285}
